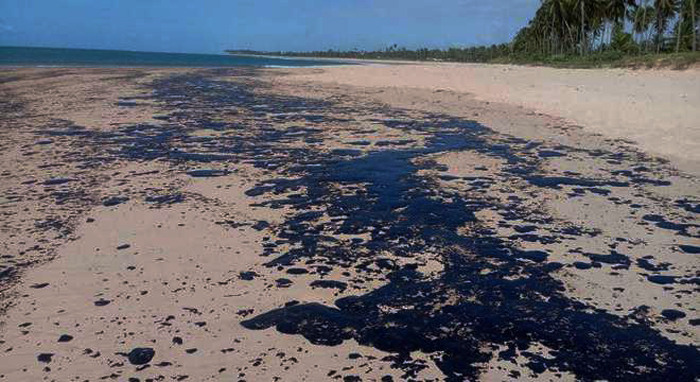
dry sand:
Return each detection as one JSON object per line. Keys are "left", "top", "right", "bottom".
{"left": 280, "top": 63, "right": 700, "bottom": 174}
{"left": 0, "top": 65, "right": 698, "bottom": 381}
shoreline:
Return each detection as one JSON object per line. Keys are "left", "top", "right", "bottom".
{"left": 228, "top": 52, "right": 700, "bottom": 70}
{"left": 0, "top": 66, "right": 698, "bottom": 381}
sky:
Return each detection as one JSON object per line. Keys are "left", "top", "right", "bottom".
{"left": 0, "top": 0, "right": 540, "bottom": 54}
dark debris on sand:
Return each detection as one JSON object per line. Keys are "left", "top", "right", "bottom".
{"left": 10, "top": 68, "right": 698, "bottom": 381}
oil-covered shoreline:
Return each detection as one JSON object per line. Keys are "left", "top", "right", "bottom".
{"left": 0, "top": 67, "right": 698, "bottom": 381}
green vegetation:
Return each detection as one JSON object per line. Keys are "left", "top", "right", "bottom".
{"left": 228, "top": 0, "right": 699, "bottom": 69}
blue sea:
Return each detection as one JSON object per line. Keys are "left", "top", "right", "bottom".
{"left": 0, "top": 46, "right": 346, "bottom": 68}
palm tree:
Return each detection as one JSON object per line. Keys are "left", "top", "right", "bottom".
{"left": 508, "top": 0, "right": 696, "bottom": 56}
{"left": 580, "top": 0, "right": 587, "bottom": 54}
{"left": 608, "top": 0, "right": 638, "bottom": 23}
{"left": 542, "top": 0, "right": 577, "bottom": 54}
{"left": 589, "top": 0, "right": 610, "bottom": 50}
{"left": 676, "top": 0, "right": 685, "bottom": 51}
{"left": 693, "top": 0, "right": 698, "bottom": 51}
{"left": 631, "top": 1, "right": 655, "bottom": 49}
{"left": 676, "top": 0, "right": 699, "bottom": 51}
{"left": 682, "top": 0, "right": 697, "bottom": 51}
{"left": 654, "top": 0, "right": 679, "bottom": 52}
{"left": 606, "top": 0, "right": 637, "bottom": 46}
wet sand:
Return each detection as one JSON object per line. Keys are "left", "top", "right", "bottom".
{"left": 0, "top": 66, "right": 698, "bottom": 381}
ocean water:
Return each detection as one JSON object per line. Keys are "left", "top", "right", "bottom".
{"left": 0, "top": 46, "right": 347, "bottom": 68}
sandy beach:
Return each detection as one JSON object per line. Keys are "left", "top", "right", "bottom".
{"left": 282, "top": 63, "right": 700, "bottom": 174}
{"left": 0, "top": 64, "right": 698, "bottom": 381}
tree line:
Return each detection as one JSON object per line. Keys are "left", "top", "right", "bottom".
{"left": 228, "top": 0, "right": 698, "bottom": 63}
{"left": 513, "top": 0, "right": 697, "bottom": 55}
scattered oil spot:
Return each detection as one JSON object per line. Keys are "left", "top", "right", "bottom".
{"left": 126, "top": 348, "right": 155, "bottom": 365}
{"left": 661, "top": 309, "right": 687, "bottom": 321}
{"left": 30, "top": 69, "right": 697, "bottom": 381}
{"left": 57, "top": 334, "right": 73, "bottom": 343}
{"left": 187, "top": 169, "right": 231, "bottom": 177}
{"left": 678, "top": 245, "right": 699, "bottom": 254}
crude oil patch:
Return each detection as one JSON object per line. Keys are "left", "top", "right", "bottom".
{"left": 36, "top": 69, "right": 700, "bottom": 381}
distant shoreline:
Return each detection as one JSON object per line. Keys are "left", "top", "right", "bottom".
{"left": 229, "top": 51, "right": 700, "bottom": 70}
{"left": 228, "top": 52, "right": 437, "bottom": 66}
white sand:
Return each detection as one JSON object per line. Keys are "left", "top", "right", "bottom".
{"left": 284, "top": 63, "right": 700, "bottom": 171}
